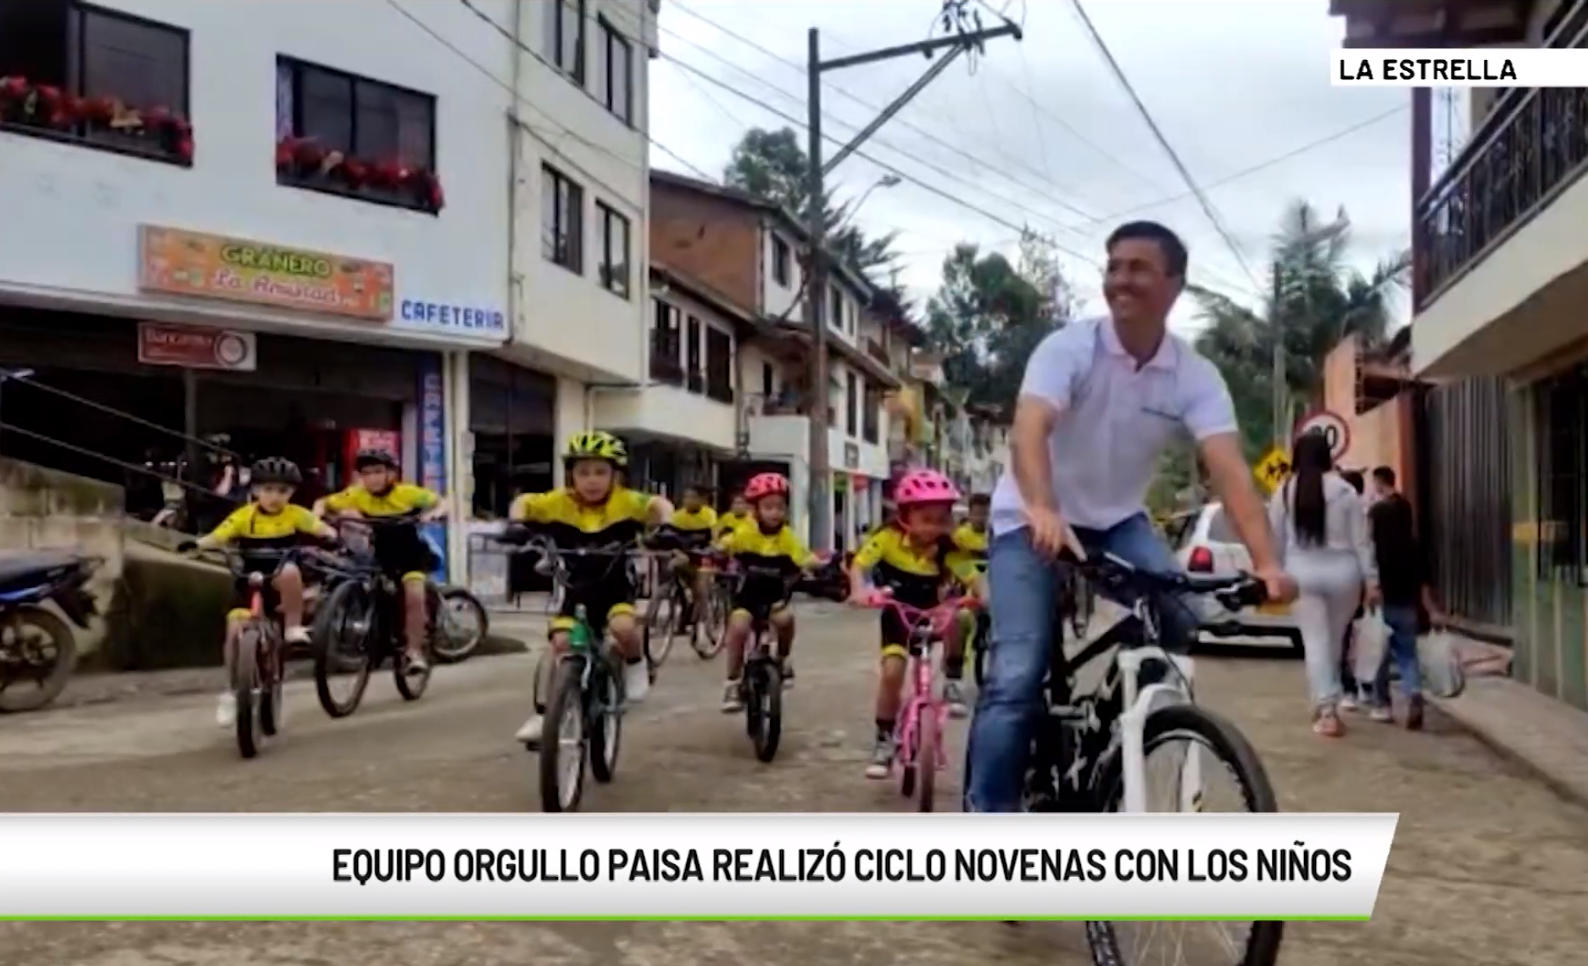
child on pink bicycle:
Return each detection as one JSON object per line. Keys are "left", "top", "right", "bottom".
{"left": 848, "top": 469, "right": 982, "bottom": 778}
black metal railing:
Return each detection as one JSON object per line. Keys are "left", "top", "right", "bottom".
{"left": 1416, "top": 33, "right": 1588, "bottom": 308}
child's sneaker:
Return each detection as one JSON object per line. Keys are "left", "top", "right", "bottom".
{"left": 721, "top": 681, "right": 743, "bottom": 713}
{"left": 864, "top": 736, "right": 895, "bottom": 779}
{"left": 944, "top": 680, "right": 969, "bottom": 718}
{"left": 1369, "top": 703, "right": 1394, "bottom": 723}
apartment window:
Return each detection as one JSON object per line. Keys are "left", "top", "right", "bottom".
{"left": 761, "top": 362, "right": 775, "bottom": 399}
{"left": 276, "top": 58, "right": 438, "bottom": 212}
{"left": 597, "top": 201, "right": 630, "bottom": 297}
{"left": 863, "top": 383, "right": 880, "bottom": 443}
{"left": 829, "top": 286, "right": 843, "bottom": 330}
{"left": 649, "top": 299, "right": 683, "bottom": 384}
{"left": 772, "top": 236, "right": 791, "bottom": 287}
{"left": 598, "top": 17, "right": 631, "bottom": 123}
{"left": 1537, "top": 366, "right": 1588, "bottom": 581}
{"left": 544, "top": 0, "right": 586, "bottom": 83}
{"left": 542, "top": 164, "right": 583, "bottom": 273}
{"left": 686, "top": 316, "right": 703, "bottom": 393}
{"left": 0, "top": 2, "right": 190, "bottom": 165}
{"left": 845, "top": 371, "right": 859, "bottom": 437}
{"left": 705, "top": 328, "right": 734, "bottom": 404}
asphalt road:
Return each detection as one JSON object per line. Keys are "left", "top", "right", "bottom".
{"left": 1, "top": 603, "right": 1585, "bottom": 966}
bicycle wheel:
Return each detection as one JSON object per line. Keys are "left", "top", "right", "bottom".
{"left": 1088, "top": 704, "right": 1282, "bottom": 966}
{"left": 589, "top": 658, "right": 624, "bottom": 783}
{"left": 695, "top": 582, "right": 729, "bottom": 659}
{"left": 916, "top": 707, "right": 938, "bottom": 813}
{"left": 232, "top": 625, "right": 260, "bottom": 760}
{"left": 538, "top": 662, "right": 588, "bottom": 812}
{"left": 747, "top": 657, "right": 782, "bottom": 762}
{"left": 312, "top": 580, "right": 373, "bottom": 718}
{"left": 257, "top": 632, "right": 284, "bottom": 738}
{"left": 643, "top": 579, "right": 678, "bottom": 669}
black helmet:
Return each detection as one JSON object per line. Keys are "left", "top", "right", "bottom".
{"left": 354, "top": 448, "right": 397, "bottom": 471}
{"left": 250, "top": 456, "right": 302, "bottom": 486}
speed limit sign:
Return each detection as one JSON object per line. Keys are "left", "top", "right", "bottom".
{"left": 1294, "top": 409, "right": 1350, "bottom": 462}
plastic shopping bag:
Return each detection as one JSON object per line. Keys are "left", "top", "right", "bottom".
{"left": 1351, "top": 609, "right": 1388, "bottom": 686}
{"left": 1419, "top": 630, "right": 1467, "bottom": 699}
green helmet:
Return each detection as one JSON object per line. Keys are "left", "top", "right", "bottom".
{"left": 564, "top": 431, "right": 627, "bottom": 467}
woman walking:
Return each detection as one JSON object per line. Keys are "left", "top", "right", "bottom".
{"left": 1268, "top": 432, "right": 1378, "bottom": 736}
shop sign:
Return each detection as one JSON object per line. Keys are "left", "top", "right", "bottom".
{"left": 418, "top": 358, "right": 447, "bottom": 494}
{"left": 397, "top": 298, "right": 507, "bottom": 342}
{"left": 137, "top": 322, "right": 257, "bottom": 371}
{"left": 138, "top": 225, "right": 394, "bottom": 321}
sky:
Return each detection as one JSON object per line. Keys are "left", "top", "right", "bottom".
{"left": 647, "top": 0, "right": 1419, "bottom": 335}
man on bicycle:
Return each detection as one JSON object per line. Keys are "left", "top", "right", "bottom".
{"left": 964, "top": 221, "right": 1295, "bottom": 813}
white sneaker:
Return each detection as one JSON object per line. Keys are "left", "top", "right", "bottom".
{"left": 625, "top": 661, "right": 651, "bottom": 704}
{"left": 515, "top": 715, "right": 544, "bottom": 744}
{"left": 284, "top": 625, "right": 311, "bottom": 645}
{"left": 215, "top": 692, "right": 237, "bottom": 728}
{"left": 721, "top": 680, "right": 744, "bottom": 713}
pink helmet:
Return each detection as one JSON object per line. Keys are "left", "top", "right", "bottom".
{"left": 743, "top": 472, "right": 790, "bottom": 502}
{"left": 894, "top": 468, "right": 960, "bottom": 507}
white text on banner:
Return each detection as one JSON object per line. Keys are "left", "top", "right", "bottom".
{"left": 0, "top": 813, "right": 1398, "bottom": 920}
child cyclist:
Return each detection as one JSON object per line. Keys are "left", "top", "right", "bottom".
{"left": 182, "top": 457, "right": 339, "bottom": 727}
{"left": 667, "top": 485, "right": 718, "bottom": 630}
{"left": 509, "top": 431, "right": 672, "bottom": 745}
{"left": 952, "top": 492, "right": 992, "bottom": 663}
{"left": 715, "top": 490, "right": 752, "bottom": 537}
{"left": 848, "top": 469, "right": 981, "bottom": 778}
{"left": 716, "top": 472, "right": 817, "bottom": 710}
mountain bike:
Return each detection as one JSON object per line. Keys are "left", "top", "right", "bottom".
{"left": 1023, "top": 551, "right": 1283, "bottom": 966}
{"left": 642, "top": 526, "right": 725, "bottom": 663}
{"left": 499, "top": 527, "right": 636, "bottom": 812}
{"left": 863, "top": 590, "right": 979, "bottom": 811}
{"left": 309, "top": 516, "right": 439, "bottom": 717}
{"left": 719, "top": 561, "right": 806, "bottom": 763}
{"left": 205, "top": 546, "right": 298, "bottom": 760}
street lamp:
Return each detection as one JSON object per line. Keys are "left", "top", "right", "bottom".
{"left": 842, "top": 174, "right": 902, "bottom": 230}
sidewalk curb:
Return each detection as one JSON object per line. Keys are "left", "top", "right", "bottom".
{"left": 1429, "top": 691, "right": 1588, "bottom": 810}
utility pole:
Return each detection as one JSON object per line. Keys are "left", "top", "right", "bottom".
{"left": 1270, "top": 268, "right": 1286, "bottom": 449}
{"left": 803, "top": 4, "right": 1021, "bottom": 551}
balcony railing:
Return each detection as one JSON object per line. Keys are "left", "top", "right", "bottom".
{"left": 1415, "top": 26, "right": 1588, "bottom": 309}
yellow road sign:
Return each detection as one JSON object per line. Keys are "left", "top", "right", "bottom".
{"left": 1254, "top": 447, "right": 1291, "bottom": 495}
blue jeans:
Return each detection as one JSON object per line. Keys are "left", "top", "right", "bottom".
{"left": 963, "top": 513, "right": 1196, "bottom": 812}
{"left": 1371, "top": 603, "right": 1421, "bottom": 703}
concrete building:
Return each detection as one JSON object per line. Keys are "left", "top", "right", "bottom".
{"left": 1332, "top": 0, "right": 1586, "bottom": 706}
{"left": 0, "top": 0, "right": 659, "bottom": 583}
{"left": 648, "top": 171, "right": 923, "bottom": 548}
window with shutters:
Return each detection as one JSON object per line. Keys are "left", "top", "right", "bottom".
{"left": 705, "top": 328, "right": 733, "bottom": 404}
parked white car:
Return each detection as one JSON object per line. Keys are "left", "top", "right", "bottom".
{"left": 1169, "top": 502, "right": 1303, "bottom": 652}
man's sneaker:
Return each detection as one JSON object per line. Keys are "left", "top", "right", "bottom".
{"left": 624, "top": 661, "right": 650, "bottom": 704}
{"left": 721, "top": 681, "right": 744, "bottom": 713}
{"left": 1405, "top": 694, "right": 1425, "bottom": 731}
{"left": 284, "top": 625, "right": 312, "bottom": 645}
{"left": 216, "top": 691, "right": 237, "bottom": 728}
{"left": 1369, "top": 704, "right": 1394, "bottom": 723}
{"left": 864, "top": 737, "right": 895, "bottom": 779}
{"left": 944, "top": 680, "right": 969, "bottom": 718}
{"left": 515, "top": 715, "right": 544, "bottom": 745}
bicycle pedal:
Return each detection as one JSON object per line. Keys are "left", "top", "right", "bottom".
{"left": 1047, "top": 704, "right": 1087, "bottom": 720}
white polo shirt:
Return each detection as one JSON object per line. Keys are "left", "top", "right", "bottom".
{"left": 990, "top": 316, "right": 1237, "bottom": 536}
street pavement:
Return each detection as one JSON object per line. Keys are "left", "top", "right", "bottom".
{"left": 2, "top": 602, "right": 1586, "bottom": 965}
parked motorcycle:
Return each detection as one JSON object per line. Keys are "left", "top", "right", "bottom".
{"left": 0, "top": 550, "right": 101, "bottom": 713}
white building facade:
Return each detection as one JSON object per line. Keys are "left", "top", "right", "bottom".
{"left": 0, "top": 0, "right": 657, "bottom": 582}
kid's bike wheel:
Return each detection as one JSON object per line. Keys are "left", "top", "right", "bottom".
{"left": 747, "top": 658, "right": 782, "bottom": 763}
{"left": 916, "top": 709, "right": 938, "bottom": 813}
{"left": 312, "top": 580, "right": 374, "bottom": 718}
{"left": 257, "top": 633, "right": 284, "bottom": 738}
{"left": 1088, "top": 703, "right": 1282, "bottom": 966}
{"left": 644, "top": 584, "right": 678, "bottom": 670}
{"left": 538, "top": 663, "right": 588, "bottom": 812}
{"left": 589, "top": 660, "right": 624, "bottom": 783}
{"left": 394, "top": 645, "right": 431, "bottom": 701}
{"left": 695, "top": 584, "right": 729, "bottom": 659}
{"left": 232, "top": 627, "right": 260, "bottom": 760}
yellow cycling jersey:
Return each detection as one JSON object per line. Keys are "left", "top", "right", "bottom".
{"left": 718, "top": 519, "right": 815, "bottom": 574}
{"left": 952, "top": 522, "right": 989, "bottom": 559}
{"left": 511, "top": 486, "right": 652, "bottom": 546}
{"left": 854, "top": 525, "right": 978, "bottom": 606}
{"left": 207, "top": 502, "right": 322, "bottom": 550}
{"left": 324, "top": 482, "right": 439, "bottom": 518}
{"left": 714, "top": 511, "right": 749, "bottom": 535}
{"left": 669, "top": 506, "right": 717, "bottom": 532}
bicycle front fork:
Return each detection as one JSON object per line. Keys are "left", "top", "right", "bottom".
{"left": 1116, "top": 648, "right": 1201, "bottom": 814}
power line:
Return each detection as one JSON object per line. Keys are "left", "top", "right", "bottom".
{"left": 1068, "top": 0, "right": 1263, "bottom": 290}
{"left": 667, "top": 0, "right": 1099, "bottom": 226}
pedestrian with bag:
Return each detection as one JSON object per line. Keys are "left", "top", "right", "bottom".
{"left": 1268, "top": 431, "right": 1378, "bottom": 737}
{"left": 1365, "top": 466, "right": 1447, "bottom": 730}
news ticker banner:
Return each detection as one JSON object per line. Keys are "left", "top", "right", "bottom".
{"left": 0, "top": 813, "right": 1396, "bottom": 920}
{"left": 1332, "top": 49, "right": 1588, "bottom": 87}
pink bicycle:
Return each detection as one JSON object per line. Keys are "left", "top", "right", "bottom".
{"left": 863, "top": 590, "right": 981, "bottom": 812}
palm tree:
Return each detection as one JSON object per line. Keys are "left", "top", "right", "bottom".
{"left": 1189, "top": 200, "right": 1410, "bottom": 458}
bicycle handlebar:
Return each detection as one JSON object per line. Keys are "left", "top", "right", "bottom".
{"left": 1062, "top": 550, "right": 1268, "bottom": 612}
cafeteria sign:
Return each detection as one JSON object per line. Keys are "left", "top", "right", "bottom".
{"left": 138, "top": 225, "right": 394, "bottom": 321}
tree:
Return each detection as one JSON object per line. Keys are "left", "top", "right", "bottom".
{"left": 723, "top": 127, "right": 903, "bottom": 292}
{"left": 1190, "top": 200, "right": 1409, "bottom": 460}
{"left": 922, "top": 228, "right": 1072, "bottom": 410}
